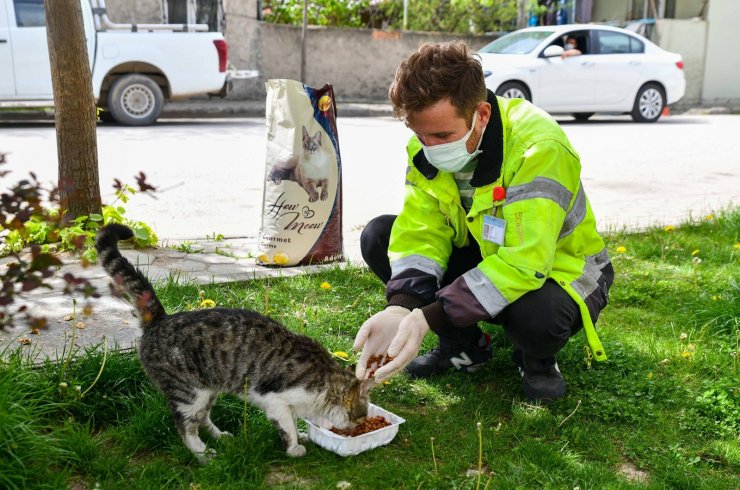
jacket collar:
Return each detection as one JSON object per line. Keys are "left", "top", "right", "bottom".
{"left": 411, "top": 90, "right": 504, "bottom": 187}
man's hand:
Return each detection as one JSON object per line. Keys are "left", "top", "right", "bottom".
{"left": 373, "top": 309, "right": 430, "bottom": 381}
{"left": 353, "top": 306, "right": 410, "bottom": 379}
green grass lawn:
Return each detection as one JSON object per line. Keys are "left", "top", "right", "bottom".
{"left": 1, "top": 209, "right": 738, "bottom": 489}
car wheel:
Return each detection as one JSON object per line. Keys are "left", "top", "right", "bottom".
{"left": 496, "top": 82, "right": 531, "bottom": 101}
{"left": 572, "top": 112, "right": 594, "bottom": 121}
{"left": 108, "top": 74, "right": 164, "bottom": 126}
{"left": 631, "top": 83, "right": 665, "bottom": 123}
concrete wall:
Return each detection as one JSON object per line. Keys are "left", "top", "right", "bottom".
{"left": 653, "top": 18, "right": 706, "bottom": 104}
{"left": 105, "top": 0, "right": 162, "bottom": 24}
{"left": 224, "top": 19, "right": 496, "bottom": 101}
{"left": 702, "top": 0, "right": 740, "bottom": 103}
{"left": 591, "top": 0, "right": 705, "bottom": 21}
{"left": 674, "top": 0, "right": 706, "bottom": 18}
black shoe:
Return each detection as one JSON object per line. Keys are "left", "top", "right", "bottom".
{"left": 405, "top": 334, "right": 492, "bottom": 378}
{"left": 513, "top": 349, "right": 566, "bottom": 403}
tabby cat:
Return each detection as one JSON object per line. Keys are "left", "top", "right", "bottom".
{"left": 95, "top": 224, "right": 373, "bottom": 463}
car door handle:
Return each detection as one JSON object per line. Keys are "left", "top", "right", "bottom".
{"left": 581, "top": 61, "right": 595, "bottom": 66}
{"left": 0, "top": 39, "right": 8, "bottom": 43}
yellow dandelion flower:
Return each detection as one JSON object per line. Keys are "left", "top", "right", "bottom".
{"left": 712, "top": 295, "right": 719, "bottom": 301}
{"left": 691, "top": 249, "right": 700, "bottom": 256}
{"left": 257, "top": 253, "right": 270, "bottom": 264}
{"left": 616, "top": 246, "right": 627, "bottom": 254}
{"left": 320, "top": 281, "right": 332, "bottom": 290}
{"left": 333, "top": 351, "right": 349, "bottom": 359}
{"left": 647, "top": 372, "right": 653, "bottom": 379}
{"left": 734, "top": 243, "right": 740, "bottom": 250}
{"left": 200, "top": 299, "right": 216, "bottom": 308}
{"left": 681, "top": 351, "right": 693, "bottom": 359}
{"left": 273, "top": 252, "right": 290, "bottom": 265}
{"left": 663, "top": 225, "right": 675, "bottom": 232}
{"left": 705, "top": 214, "right": 714, "bottom": 221}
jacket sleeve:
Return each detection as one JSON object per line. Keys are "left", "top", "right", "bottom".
{"left": 422, "top": 139, "right": 581, "bottom": 329}
{"left": 384, "top": 172, "right": 456, "bottom": 309}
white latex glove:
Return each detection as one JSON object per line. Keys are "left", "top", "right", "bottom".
{"left": 353, "top": 306, "right": 410, "bottom": 379}
{"left": 373, "top": 308, "right": 430, "bottom": 382}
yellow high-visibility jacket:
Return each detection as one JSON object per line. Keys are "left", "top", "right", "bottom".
{"left": 386, "top": 92, "right": 613, "bottom": 360}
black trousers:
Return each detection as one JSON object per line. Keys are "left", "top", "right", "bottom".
{"left": 360, "top": 215, "right": 583, "bottom": 360}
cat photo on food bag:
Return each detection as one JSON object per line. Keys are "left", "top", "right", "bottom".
{"left": 268, "top": 125, "right": 332, "bottom": 202}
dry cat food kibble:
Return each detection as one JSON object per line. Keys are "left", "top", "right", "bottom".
{"left": 329, "top": 416, "right": 391, "bottom": 437}
{"left": 366, "top": 354, "right": 394, "bottom": 378}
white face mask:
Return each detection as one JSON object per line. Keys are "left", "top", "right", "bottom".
{"left": 564, "top": 43, "right": 575, "bottom": 50}
{"left": 421, "top": 113, "right": 484, "bottom": 172}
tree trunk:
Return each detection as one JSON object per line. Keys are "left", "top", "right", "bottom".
{"left": 45, "top": 0, "right": 101, "bottom": 220}
{"left": 518, "top": 0, "right": 528, "bottom": 29}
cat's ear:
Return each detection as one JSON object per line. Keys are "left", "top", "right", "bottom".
{"left": 302, "top": 126, "right": 309, "bottom": 139}
{"left": 313, "top": 131, "right": 322, "bottom": 143}
{"left": 359, "top": 377, "right": 377, "bottom": 395}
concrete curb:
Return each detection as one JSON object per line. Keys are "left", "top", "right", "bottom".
{"left": 0, "top": 99, "right": 395, "bottom": 122}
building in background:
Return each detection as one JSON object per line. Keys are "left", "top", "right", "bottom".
{"left": 104, "top": 0, "right": 738, "bottom": 107}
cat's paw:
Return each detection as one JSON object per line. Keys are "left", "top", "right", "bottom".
{"left": 320, "top": 191, "right": 328, "bottom": 201}
{"left": 195, "top": 447, "right": 217, "bottom": 464}
{"left": 297, "top": 430, "right": 309, "bottom": 442}
{"left": 308, "top": 195, "right": 318, "bottom": 203}
{"left": 215, "top": 430, "right": 232, "bottom": 439}
{"left": 287, "top": 444, "right": 306, "bottom": 457}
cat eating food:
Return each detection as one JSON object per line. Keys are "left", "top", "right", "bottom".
{"left": 95, "top": 224, "right": 373, "bottom": 463}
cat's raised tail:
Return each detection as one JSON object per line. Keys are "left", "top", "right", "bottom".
{"left": 95, "top": 224, "right": 165, "bottom": 327}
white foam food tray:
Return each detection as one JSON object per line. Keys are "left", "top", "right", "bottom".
{"left": 304, "top": 403, "right": 405, "bottom": 457}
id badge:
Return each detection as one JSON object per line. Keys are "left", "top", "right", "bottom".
{"left": 483, "top": 215, "right": 506, "bottom": 245}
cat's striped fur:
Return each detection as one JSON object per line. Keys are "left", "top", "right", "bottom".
{"left": 96, "top": 224, "right": 373, "bottom": 463}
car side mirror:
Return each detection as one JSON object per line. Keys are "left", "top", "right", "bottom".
{"left": 543, "top": 45, "right": 564, "bottom": 58}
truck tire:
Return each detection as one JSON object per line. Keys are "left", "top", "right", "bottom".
{"left": 107, "top": 74, "right": 164, "bottom": 126}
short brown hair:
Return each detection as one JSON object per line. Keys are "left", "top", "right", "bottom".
{"left": 389, "top": 41, "right": 487, "bottom": 120}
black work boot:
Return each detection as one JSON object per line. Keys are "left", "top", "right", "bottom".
{"left": 513, "top": 348, "right": 566, "bottom": 403}
{"left": 405, "top": 334, "right": 492, "bottom": 378}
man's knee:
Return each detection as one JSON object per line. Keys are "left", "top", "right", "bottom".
{"left": 360, "top": 215, "right": 395, "bottom": 256}
{"left": 360, "top": 215, "right": 396, "bottom": 284}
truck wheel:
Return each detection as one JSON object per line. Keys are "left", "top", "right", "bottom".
{"left": 108, "top": 74, "right": 164, "bottom": 126}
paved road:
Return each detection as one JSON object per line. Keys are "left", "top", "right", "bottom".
{"left": 2, "top": 114, "right": 739, "bottom": 260}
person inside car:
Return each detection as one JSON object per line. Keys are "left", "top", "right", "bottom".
{"left": 561, "top": 36, "right": 583, "bottom": 58}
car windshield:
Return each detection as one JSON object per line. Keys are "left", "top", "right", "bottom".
{"left": 479, "top": 30, "right": 553, "bottom": 54}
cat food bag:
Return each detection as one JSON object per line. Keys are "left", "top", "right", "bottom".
{"left": 257, "top": 79, "right": 343, "bottom": 266}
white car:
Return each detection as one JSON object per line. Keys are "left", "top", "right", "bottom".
{"left": 478, "top": 24, "right": 686, "bottom": 122}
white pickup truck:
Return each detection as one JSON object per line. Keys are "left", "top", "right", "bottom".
{"left": 0, "top": 0, "right": 230, "bottom": 125}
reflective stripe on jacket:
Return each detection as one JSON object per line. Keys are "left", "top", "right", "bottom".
{"left": 386, "top": 92, "right": 613, "bottom": 361}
